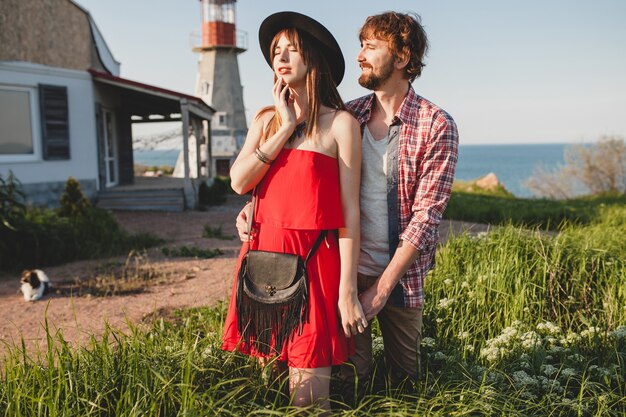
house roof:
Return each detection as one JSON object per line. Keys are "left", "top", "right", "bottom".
{"left": 89, "top": 69, "right": 215, "bottom": 121}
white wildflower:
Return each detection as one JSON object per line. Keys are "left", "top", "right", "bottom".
{"left": 560, "top": 368, "right": 577, "bottom": 378}
{"left": 580, "top": 326, "right": 601, "bottom": 338}
{"left": 458, "top": 331, "right": 470, "bottom": 340}
{"left": 521, "top": 331, "right": 542, "bottom": 350}
{"left": 541, "top": 364, "right": 558, "bottom": 377}
{"left": 567, "top": 353, "right": 585, "bottom": 363}
{"left": 465, "top": 345, "right": 475, "bottom": 353}
{"left": 561, "top": 331, "right": 581, "bottom": 347}
{"left": 548, "top": 345, "right": 565, "bottom": 354}
{"left": 443, "top": 278, "right": 453, "bottom": 287}
{"left": 512, "top": 370, "right": 538, "bottom": 388}
{"left": 421, "top": 337, "right": 436, "bottom": 348}
{"left": 537, "top": 321, "right": 561, "bottom": 335}
{"left": 461, "top": 281, "right": 470, "bottom": 289}
{"left": 373, "top": 336, "right": 384, "bottom": 355}
{"left": 545, "top": 336, "right": 558, "bottom": 347}
{"left": 438, "top": 297, "right": 455, "bottom": 309}
{"left": 433, "top": 351, "right": 447, "bottom": 360}
{"left": 480, "top": 346, "right": 504, "bottom": 363}
{"left": 610, "top": 325, "right": 626, "bottom": 340}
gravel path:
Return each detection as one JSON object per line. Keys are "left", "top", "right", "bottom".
{"left": 0, "top": 194, "right": 489, "bottom": 359}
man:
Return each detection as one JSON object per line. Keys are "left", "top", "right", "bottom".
{"left": 237, "top": 11, "right": 458, "bottom": 390}
{"left": 340, "top": 11, "right": 458, "bottom": 391}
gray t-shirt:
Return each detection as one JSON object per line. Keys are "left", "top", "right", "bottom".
{"left": 358, "top": 126, "right": 390, "bottom": 276}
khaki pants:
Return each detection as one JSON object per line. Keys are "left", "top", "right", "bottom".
{"left": 339, "top": 273, "right": 423, "bottom": 392}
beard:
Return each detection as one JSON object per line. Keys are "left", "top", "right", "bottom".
{"left": 358, "top": 58, "right": 395, "bottom": 90}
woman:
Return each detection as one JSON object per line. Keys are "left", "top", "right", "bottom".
{"left": 221, "top": 12, "right": 366, "bottom": 409}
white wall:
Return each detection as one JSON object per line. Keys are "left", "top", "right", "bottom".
{"left": 0, "top": 62, "right": 99, "bottom": 187}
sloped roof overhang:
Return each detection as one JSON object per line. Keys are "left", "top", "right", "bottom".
{"left": 88, "top": 69, "right": 215, "bottom": 122}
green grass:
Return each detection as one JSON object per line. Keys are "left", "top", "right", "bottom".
{"left": 1, "top": 204, "right": 624, "bottom": 416}
{"left": 202, "top": 224, "right": 235, "bottom": 240}
{"left": 444, "top": 191, "right": 626, "bottom": 229}
{"left": 161, "top": 246, "right": 224, "bottom": 259}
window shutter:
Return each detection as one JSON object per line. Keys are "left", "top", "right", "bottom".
{"left": 39, "top": 84, "right": 70, "bottom": 160}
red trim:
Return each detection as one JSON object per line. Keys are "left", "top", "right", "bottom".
{"left": 88, "top": 68, "right": 213, "bottom": 110}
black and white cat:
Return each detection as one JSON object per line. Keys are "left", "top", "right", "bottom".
{"left": 20, "top": 269, "right": 52, "bottom": 301}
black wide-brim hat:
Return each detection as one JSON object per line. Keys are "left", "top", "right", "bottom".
{"left": 258, "top": 11, "right": 345, "bottom": 86}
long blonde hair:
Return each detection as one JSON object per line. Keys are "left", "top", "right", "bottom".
{"left": 258, "top": 28, "right": 345, "bottom": 144}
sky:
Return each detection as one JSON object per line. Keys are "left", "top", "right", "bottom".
{"left": 73, "top": 0, "right": 626, "bottom": 145}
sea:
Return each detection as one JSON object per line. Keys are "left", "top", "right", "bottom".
{"left": 134, "top": 143, "right": 569, "bottom": 198}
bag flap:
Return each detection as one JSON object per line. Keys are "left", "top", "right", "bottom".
{"left": 246, "top": 250, "right": 300, "bottom": 289}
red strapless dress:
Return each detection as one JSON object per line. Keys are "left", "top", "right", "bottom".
{"left": 222, "top": 148, "right": 351, "bottom": 368}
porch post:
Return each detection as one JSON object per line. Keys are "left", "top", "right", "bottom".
{"left": 192, "top": 117, "right": 203, "bottom": 178}
{"left": 180, "top": 99, "right": 195, "bottom": 209}
{"left": 205, "top": 119, "right": 213, "bottom": 179}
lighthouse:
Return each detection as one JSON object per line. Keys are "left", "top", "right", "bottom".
{"left": 194, "top": 0, "right": 247, "bottom": 177}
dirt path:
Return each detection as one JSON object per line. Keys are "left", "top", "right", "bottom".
{"left": 0, "top": 195, "right": 489, "bottom": 359}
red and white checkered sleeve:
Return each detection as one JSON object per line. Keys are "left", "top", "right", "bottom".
{"left": 400, "top": 111, "right": 459, "bottom": 251}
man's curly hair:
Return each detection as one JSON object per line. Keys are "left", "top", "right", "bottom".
{"left": 359, "top": 12, "right": 429, "bottom": 82}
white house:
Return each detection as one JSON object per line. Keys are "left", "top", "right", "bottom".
{"left": 0, "top": 0, "right": 215, "bottom": 210}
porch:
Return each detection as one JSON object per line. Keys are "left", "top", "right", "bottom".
{"left": 89, "top": 69, "right": 216, "bottom": 211}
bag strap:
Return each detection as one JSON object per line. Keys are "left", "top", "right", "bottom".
{"left": 246, "top": 188, "right": 328, "bottom": 262}
{"left": 304, "top": 230, "right": 328, "bottom": 266}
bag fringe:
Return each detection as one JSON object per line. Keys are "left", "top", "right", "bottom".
{"left": 236, "top": 258, "right": 309, "bottom": 355}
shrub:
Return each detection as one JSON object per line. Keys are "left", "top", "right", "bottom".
{"left": 0, "top": 170, "right": 26, "bottom": 230}
{"left": 0, "top": 174, "right": 163, "bottom": 271}
{"left": 525, "top": 136, "right": 626, "bottom": 199}
{"left": 198, "top": 176, "right": 230, "bottom": 207}
{"left": 58, "top": 177, "right": 91, "bottom": 217}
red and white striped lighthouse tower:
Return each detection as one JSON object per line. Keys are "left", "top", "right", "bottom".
{"left": 194, "top": 0, "right": 247, "bottom": 176}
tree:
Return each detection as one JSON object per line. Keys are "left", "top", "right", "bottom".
{"left": 525, "top": 136, "right": 626, "bottom": 199}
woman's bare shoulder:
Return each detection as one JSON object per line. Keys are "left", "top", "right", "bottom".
{"left": 329, "top": 109, "right": 359, "bottom": 132}
{"left": 250, "top": 106, "right": 276, "bottom": 131}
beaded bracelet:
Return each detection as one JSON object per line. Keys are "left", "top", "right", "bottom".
{"left": 254, "top": 147, "right": 274, "bottom": 165}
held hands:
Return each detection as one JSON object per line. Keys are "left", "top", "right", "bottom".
{"left": 358, "top": 283, "right": 389, "bottom": 321}
{"left": 273, "top": 77, "right": 296, "bottom": 130}
{"left": 338, "top": 292, "right": 368, "bottom": 338}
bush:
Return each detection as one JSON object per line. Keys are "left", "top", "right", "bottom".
{"left": 198, "top": 176, "right": 230, "bottom": 207}
{"left": 58, "top": 177, "right": 91, "bottom": 217}
{"left": 525, "top": 136, "right": 626, "bottom": 199}
{"left": 0, "top": 170, "right": 26, "bottom": 231}
{"left": 0, "top": 174, "right": 163, "bottom": 271}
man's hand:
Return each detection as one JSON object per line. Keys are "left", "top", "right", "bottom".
{"left": 236, "top": 202, "right": 252, "bottom": 241}
{"left": 358, "top": 282, "right": 390, "bottom": 321}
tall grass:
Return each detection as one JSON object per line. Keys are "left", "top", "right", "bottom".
{"left": 1, "top": 207, "right": 624, "bottom": 416}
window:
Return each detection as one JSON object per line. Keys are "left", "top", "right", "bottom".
{"left": 0, "top": 84, "right": 69, "bottom": 162}
{"left": 0, "top": 86, "right": 40, "bottom": 161}
{"left": 39, "top": 84, "right": 70, "bottom": 160}
{"left": 216, "top": 111, "right": 228, "bottom": 128}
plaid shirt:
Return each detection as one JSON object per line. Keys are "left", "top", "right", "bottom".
{"left": 347, "top": 85, "right": 458, "bottom": 308}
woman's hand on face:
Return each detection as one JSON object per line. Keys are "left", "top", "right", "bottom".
{"left": 273, "top": 77, "right": 296, "bottom": 130}
{"left": 338, "top": 293, "right": 368, "bottom": 338}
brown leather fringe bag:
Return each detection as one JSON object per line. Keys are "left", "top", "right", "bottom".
{"left": 236, "top": 192, "right": 327, "bottom": 355}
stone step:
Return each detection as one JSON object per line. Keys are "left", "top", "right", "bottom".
{"left": 97, "top": 188, "right": 185, "bottom": 212}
